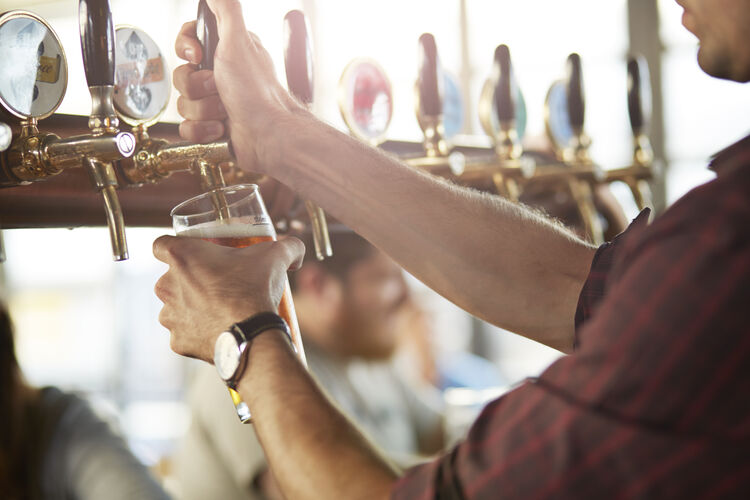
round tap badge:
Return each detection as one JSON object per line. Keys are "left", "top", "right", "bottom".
{"left": 544, "top": 80, "right": 574, "bottom": 154}
{"left": 114, "top": 27, "right": 170, "bottom": 125}
{"left": 339, "top": 58, "right": 393, "bottom": 145}
{"left": 0, "top": 122, "right": 12, "bottom": 151}
{"left": 442, "top": 72, "right": 464, "bottom": 140}
{"left": 0, "top": 11, "right": 67, "bottom": 119}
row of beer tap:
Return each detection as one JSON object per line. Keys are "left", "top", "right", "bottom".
{"left": 0, "top": 0, "right": 656, "bottom": 264}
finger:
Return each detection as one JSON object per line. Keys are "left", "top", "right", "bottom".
{"left": 206, "top": 0, "right": 248, "bottom": 43}
{"left": 153, "top": 235, "right": 183, "bottom": 264}
{"left": 175, "top": 20, "right": 202, "bottom": 64}
{"left": 173, "top": 66, "right": 216, "bottom": 100}
{"left": 179, "top": 120, "right": 225, "bottom": 143}
{"left": 177, "top": 94, "right": 227, "bottom": 121}
{"left": 275, "top": 237, "right": 306, "bottom": 271}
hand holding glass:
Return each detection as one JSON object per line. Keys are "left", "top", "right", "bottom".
{"left": 171, "top": 184, "right": 307, "bottom": 423}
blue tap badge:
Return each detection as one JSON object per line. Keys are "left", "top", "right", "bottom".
{"left": 545, "top": 80, "right": 574, "bottom": 154}
{"left": 442, "top": 72, "right": 464, "bottom": 140}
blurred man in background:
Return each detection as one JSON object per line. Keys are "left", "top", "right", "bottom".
{"left": 173, "top": 231, "right": 443, "bottom": 499}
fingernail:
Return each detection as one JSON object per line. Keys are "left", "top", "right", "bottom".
{"left": 204, "top": 75, "right": 217, "bottom": 92}
{"left": 184, "top": 48, "right": 196, "bottom": 62}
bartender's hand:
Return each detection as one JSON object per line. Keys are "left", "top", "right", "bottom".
{"left": 152, "top": 235, "right": 304, "bottom": 362}
{"left": 172, "top": 0, "right": 303, "bottom": 173}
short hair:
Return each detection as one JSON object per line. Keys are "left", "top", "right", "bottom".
{"left": 289, "top": 229, "right": 378, "bottom": 289}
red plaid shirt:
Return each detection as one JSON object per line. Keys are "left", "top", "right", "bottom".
{"left": 392, "top": 133, "right": 750, "bottom": 499}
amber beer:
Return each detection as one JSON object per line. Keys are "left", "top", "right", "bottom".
{"left": 171, "top": 185, "right": 307, "bottom": 423}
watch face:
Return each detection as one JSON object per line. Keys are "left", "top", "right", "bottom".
{"left": 0, "top": 12, "right": 67, "bottom": 119}
{"left": 214, "top": 331, "right": 241, "bottom": 381}
{"left": 114, "top": 27, "right": 170, "bottom": 125}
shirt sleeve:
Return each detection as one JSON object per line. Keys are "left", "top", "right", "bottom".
{"left": 54, "top": 395, "right": 171, "bottom": 500}
{"left": 573, "top": 209, "right": 650, "bottom": 347}
{"left": 392, "top": 190, "right": 750, "bottom": 498}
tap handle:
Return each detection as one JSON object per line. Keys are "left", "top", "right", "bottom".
{"left": 197, "top": 0, "right": 219, "bottom": 71}
{"left": 493, "top": 44, "right": 515, "bottom": 124}
{"left": 417, "top": 33, "right": 442, "bottom": 118}
{"left": 566, "top": 53, "right": 585, "bottom": 133}
{"left": 284, "top": 10, "right": 314, "bottom": 106}
{"left": 79, "top": 0, "right": 116, "bottom": 87}
{"left": 627, "top": 54, "right": 651, "bottom": 136}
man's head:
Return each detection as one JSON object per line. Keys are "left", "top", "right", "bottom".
{"left": 676, "top": 0, "right": 750, "bottom": 82}
{"left": 290, "top": 231, "right": 409, "bottom": 361}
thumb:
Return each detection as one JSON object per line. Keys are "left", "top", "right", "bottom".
{"left": 206, "top": 0, "right": 248, "bottom": 44}
{"left": 275, "top": 237, "right": 306, "bottom": 272}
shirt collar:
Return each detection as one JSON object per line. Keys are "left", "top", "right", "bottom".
{"left": 708, "top": 132, "right": 750, "bottom": 175}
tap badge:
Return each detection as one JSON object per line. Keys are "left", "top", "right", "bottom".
{"left": 339, "top": 59, "right": 393, "bottom": 145}
{"left": 114, "top": 27, "right": 170, "bottom": 123}
{"left": 0, "top": 13, "right": 67, "bottom": 119}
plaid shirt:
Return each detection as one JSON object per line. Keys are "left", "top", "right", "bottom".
{"left": 392, "top": 133, "right": 750, "bottom": 499}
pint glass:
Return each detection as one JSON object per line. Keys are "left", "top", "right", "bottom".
{"left": 171, "top": 184, "right": 307, "bottom": 423}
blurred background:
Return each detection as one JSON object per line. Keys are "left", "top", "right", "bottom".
{"left": 1, "top": 0, "right": 748, "bottom": 473}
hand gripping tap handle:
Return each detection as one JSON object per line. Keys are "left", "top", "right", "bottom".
{"left": 283, "top": 10, "right": 332, "bottom": 260}
{"left": 79, "top": 0, "right": 131, "bottom": 261}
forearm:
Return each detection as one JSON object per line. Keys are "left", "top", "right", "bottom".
{"left": 267, "top": 112, "right": 596, "bottom": 351}
{"left": 240, "top": 332, "right": 399, "bottom": 500}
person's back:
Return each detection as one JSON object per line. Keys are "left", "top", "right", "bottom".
{"left": 0, "top": 307, "right": 170, "bottom": 500}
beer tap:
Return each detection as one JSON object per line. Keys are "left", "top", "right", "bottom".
{"left": 415, "top": 33, "right": 449, "bottom": 159}
{"left": 0, "top": 8, "right": 135, "bottom": 260}
{"left": 111, "top": 23, "right": 236, "bottom": 190}
{"left": 539, "top": 53, "right": 603, "bottom": 244}
{"left": 283, "top": 10, "right": 332, "bottom": 260}
{"left": 78, "top": 0, "right": 137, "bottom": 261}
{"left": 611, "top": 54, "right": 654, "bottom": 211}
{"left": 477, "top": 44, "right": 531, "bottom": 201}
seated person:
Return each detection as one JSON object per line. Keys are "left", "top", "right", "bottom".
{"left": 0, "top": 304, "right": 170, "bottom": 500}
{"left": 173, "top": 230, "right": 443, "bottom": 499}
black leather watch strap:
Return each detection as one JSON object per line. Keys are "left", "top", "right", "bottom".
{"left": 224, "top": 312, "right": 293, "bottom": 389}
{"left": 232, "top": 312, "right": 291, "bottom": 345}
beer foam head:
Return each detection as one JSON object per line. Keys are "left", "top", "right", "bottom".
{"left": 176, "top": 217, "right": 275, "bottom": 239}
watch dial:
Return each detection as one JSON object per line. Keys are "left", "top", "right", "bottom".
{"left": 214, "top": 331, "right": 241, "bottom": 380}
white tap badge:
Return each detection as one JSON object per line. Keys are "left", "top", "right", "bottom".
{"left": 0, "top": 14, "right": 67, "bottom": 119}
{"left": 340, "top": 59, "right": 393, "bottom": 145}
{"left": 114, "top": 27, "right": 170, "bottom": 123}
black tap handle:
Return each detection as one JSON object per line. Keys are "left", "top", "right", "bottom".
{"left": 197, "top": 0, "right": 219, "bottom": 71}
{"left": 493, "top": 44, "right": 515, "bottom": 123}
{"left": 79, "top": 0, "right": 115, "bottom": 87}
{"left": 283, "top": 10, "right": 314, "bottom": 106}
{"left": 627, "top": 54, "right": 651, "bottom": 135}
{"left": 417, "top": 33, "right": 442, "bottom": 118}
{"left": 566, "top": 53, "right": 585, "bottom": 132}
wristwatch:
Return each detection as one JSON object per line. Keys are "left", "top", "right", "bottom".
{"left": 213, "top": 312, "right": 293, "bottom": 389}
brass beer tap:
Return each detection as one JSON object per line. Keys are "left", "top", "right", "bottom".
{"left": 0, "top": 7, "right": 136, "bottom": 260}
{"left": 283, "top": 10, "right": 332, "bottom": 261}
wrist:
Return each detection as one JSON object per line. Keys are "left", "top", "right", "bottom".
{"left": 255, "top": 106, "right": 316, "bottom": 176}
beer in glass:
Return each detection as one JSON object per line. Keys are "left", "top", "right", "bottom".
{"left": 171, "top": 184, "right": 307, "bottom": 423}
